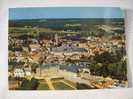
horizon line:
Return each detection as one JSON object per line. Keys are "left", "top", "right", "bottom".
{"left": 9, "top": 17, "right": 124, "bottom": 21}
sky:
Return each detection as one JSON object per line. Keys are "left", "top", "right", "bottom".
{"left": 9, "top": 7, "right": 124, "bottom": 20}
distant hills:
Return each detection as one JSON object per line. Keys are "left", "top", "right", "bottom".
{"left": 9, "top": 18, "right": 124, "bottom": 28}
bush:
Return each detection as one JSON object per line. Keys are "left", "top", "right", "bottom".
{"left": 19, "top": 78, "right": 39, "bottom": 90}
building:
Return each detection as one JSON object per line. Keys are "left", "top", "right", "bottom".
{"left": 14, "top": 68, "right": 25, "bottom": 78}
{"left": 51, "top": 45, "right": 88, "bottom": 56}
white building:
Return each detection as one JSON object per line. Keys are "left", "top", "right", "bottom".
{"left": 13, "top": 68, "right": 31, "bottom": 78}
{"left": 14, "top": 68, "right": 25, "bottom": 78}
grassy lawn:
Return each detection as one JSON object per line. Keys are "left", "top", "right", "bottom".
{"left": 53, "top": 82, "right": 74, "bottom": 90}
{"left": 63, "top": 80, "right": 76, "bottom": 87}
{"left": 37, "top": 83, "right": 49, "bottom": 90}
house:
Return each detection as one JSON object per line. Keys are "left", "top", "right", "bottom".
{"left": 24, "top": 68, "right": 31, "bottom": 76}
{"left": 13, "top": 67, "right": 32, "bottom": 78}
{"left": 14, "top": 68, "right": 25, "bottom": 78}
{"left": 29, "top": 44, "right": 41, "bottom": 52}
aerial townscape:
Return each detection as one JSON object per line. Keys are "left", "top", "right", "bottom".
{"left": 8, "top": 7, "right": 128, "bottom": 90}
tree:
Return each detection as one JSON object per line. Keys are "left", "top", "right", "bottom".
{"left": 94, "top": 51, "right": 120, "bottom": 64}
{"left": 19, "top": 79, "right": 30, "bottom": 90}
{"left": 30, "top": 77, "right": 39, "bottom": 90}
{"left": 19, "top": 78, "right": 39, "bottom": 90}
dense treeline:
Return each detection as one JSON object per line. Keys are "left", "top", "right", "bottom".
{"left": 89, "top": 50, "right": 127, "bottom": 81}
{"left": 9, "top": 18, "right": 124, "bottom": 30}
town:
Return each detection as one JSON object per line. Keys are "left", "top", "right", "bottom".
{"left": 8, "top": 18, "right": 128, "bottom": 90}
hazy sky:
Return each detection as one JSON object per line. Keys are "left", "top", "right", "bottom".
{"left": 9, "top": 7, "right": 124, "bottom": 20}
